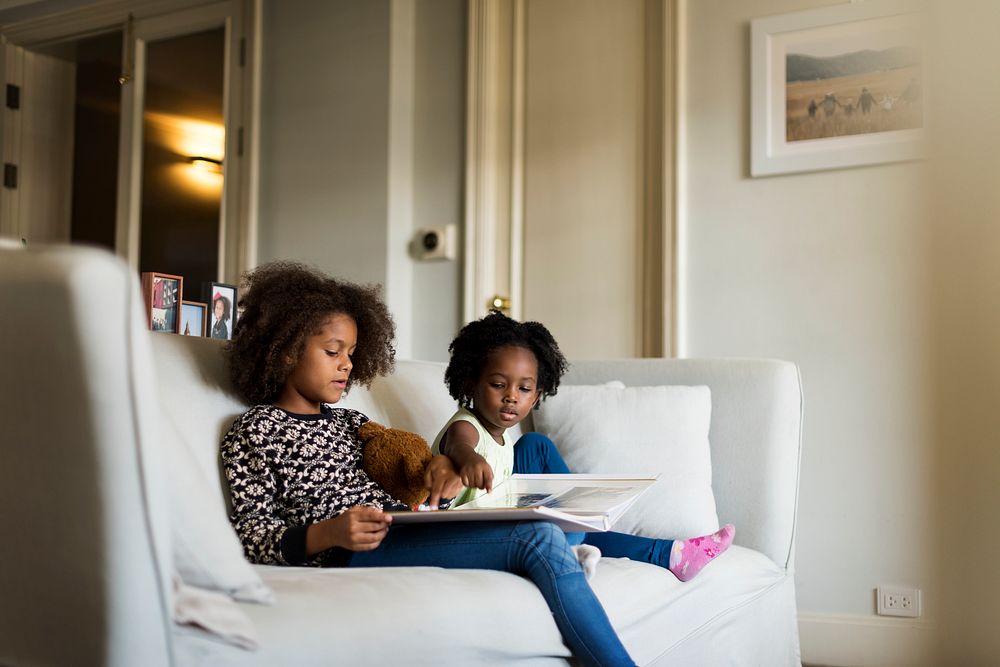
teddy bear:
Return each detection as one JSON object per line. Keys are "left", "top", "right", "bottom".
{"left": 358, "top": 420, "right": 433, "bottom": 508}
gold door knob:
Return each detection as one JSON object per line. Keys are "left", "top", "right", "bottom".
{"left": 488, "top": 295, "right": 512, "bottom": 314}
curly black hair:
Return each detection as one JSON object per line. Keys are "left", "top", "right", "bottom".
{"left": 444, "top": 311, "right": 568, "bottom": 408}
{"left": 226, "top": 261, "right": 396, "bottom": 406}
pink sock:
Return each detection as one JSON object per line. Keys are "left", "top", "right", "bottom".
{"left": 668, "top": 524, "right": 735, "bottom": 582}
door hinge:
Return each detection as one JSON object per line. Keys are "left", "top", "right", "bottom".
{"left": 6, "top": 84, "right": 20, "bottom": 110}
{"left": 4, "top": 163, "right": 18, "bottom": 189}
{"left": 239, "top": 37, "right": 246, "bottom": 67}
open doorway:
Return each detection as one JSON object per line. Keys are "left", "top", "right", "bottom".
{"left": 0, "top": 0, "right": 253, "bottom": 285}
{"left": 138, "top": 26, "right": 225, "bottom": 290}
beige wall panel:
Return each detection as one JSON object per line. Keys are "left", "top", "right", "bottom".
{"left": 21, "top": 51, "right": 75, "bottom": 244}
{"left": 523, "top": 0, "right": 646, "bottom": 359}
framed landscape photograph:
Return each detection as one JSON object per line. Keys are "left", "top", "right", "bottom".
{"left": 751, "top": 2, "right": 924, "bottom": 176}
{"left": 180, "top": 301, "right": 207, "bottom": 337}
{"left": 204, "top": 282, "right": 237, "bottom": 341}
{"left": 141, "top": 272, "right": 184, "bottom": 333}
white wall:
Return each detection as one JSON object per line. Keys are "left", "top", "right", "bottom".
{"left": 257, "top": 0, "right": 465, "bottom": 361}
{"left": 410, "top": 0, "right": 465, "bottom": 361}
{"left": 679, "top": 1, "right": 1000, "bottom": 665}
{"left": 257, "top": 0, "right": 391, "bottom": 285}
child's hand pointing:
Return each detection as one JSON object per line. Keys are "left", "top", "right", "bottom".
{"left": 423, "top": 454, "right": 463, "bottom": 510}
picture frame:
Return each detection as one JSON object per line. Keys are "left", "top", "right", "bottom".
{"left": 180, "top": 301, "right": 207, "bottom": 337}
{"left": 751, "top": 1, "right": 924, "bottom": 176}
{"left": 204, "top": 282, "right": 238, "bottom": 341}
{"left": 141, "top": 272, "right": 184, "bottom": 334}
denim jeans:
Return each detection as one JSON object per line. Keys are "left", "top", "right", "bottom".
{"left": 348, "top": 520, "right": 636, "bottom": 667}
{"left": 514, "top": 431, "right": 675, "bottom": 567}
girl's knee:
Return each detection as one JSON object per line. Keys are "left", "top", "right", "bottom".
{"left": 511, "top": 522, "right": 580, "bottom": 575}
{"left": 512, "top": 520, "right": 566, "bottom": 547}
{"left": 515, "top": 431, "right": 556, "bottom": 451}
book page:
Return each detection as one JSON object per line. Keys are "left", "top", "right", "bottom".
{"left": 455, "top": 474, "right": 656, "bottom": 516}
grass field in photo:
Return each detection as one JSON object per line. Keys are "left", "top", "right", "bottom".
{"left": 786, "top": 65, "right": 922, "bottom": 142}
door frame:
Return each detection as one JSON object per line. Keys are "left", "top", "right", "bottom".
{"left": 0, "top": 0, "right": 261, "bottom": 283}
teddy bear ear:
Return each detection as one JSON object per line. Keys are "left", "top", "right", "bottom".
{"left": 358, "top": 420, "right": 386, "bottom": 441}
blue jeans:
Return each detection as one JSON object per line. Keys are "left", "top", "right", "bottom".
{"left": 514, "top": 432, "right": 674, "bottom": 567}
{"left": 349, "top": 520, "right": 636, "bottom": 667}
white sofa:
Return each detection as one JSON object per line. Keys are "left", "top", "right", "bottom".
{"left": 0, "top": 245, "right": 804, "bottom": 666}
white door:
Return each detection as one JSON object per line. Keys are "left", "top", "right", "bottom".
{"left": 464, "top": 0, "right": 673, "bottom": 359}
{"left": 0, "top": 44, "right": 75, "bottom": 245}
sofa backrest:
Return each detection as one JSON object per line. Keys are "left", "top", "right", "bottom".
{"left": 559, "top": 359, "right": 803, "bottom": 571}
{"left": 151, "top": 335, "right": 801, "bottom": 571}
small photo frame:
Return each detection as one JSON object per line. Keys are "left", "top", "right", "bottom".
{"left": 141, "top": 272, "right": 184, "bottom": 333}
{"left": 751, "top": 1, "right": 924, "bottom": 176}
{"left": 204, "top": 282, "right": 238, "bottom": 341}
{"left": 180, "top": 301, "right": 207, "bottom": 337}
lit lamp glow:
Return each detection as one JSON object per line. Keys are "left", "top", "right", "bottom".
{"left": 189, "top": 156, "right": 224, "bottom": 174}
{"left": 144, "top": 111, "right": 226, "bottom": 195}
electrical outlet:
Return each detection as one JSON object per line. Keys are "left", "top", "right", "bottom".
{"left": 876, "top": 585, "right": 921, "bottom": 618}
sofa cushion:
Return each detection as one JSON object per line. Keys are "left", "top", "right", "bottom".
{"left": 176, "top": 566, "right": 570, "bottom": 666}
{"left": 171, "top": 546, "right": 786, "bottom": 666}
{"left": 533, "top": 383, "right": 719, "bottom": 539}
{"left": 591, "top": 546, "right": 791, "bottom": 665}
{"left": 164, "top": 413, "right": 274, "bottom": 605}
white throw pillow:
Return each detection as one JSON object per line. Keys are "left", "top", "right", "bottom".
{"left": 533, "top": 383, "right": 719, "bottom": 540}
{"left": 164, "top": 414, "right": 274, "bottom": 604}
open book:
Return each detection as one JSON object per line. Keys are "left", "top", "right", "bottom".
{"left": 388, "top": 474, "right": 657, "bottom": 532}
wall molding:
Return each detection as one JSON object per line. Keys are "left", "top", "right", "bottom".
{"left": 462, "top": 0, "right": 523, "bottom": 322}
{"left": 799, "top": 612, "right": 937, "bottom": 667}
{"left": 0, "top": 0, "right": 212, "bottom": 47}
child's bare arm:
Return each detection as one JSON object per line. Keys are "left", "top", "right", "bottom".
{"left": 439, "top": 420, "right": 494, "bottom": 492}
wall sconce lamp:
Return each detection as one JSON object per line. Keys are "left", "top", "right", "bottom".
{"left": 188, "top": 156, "right": 223, "bottom": 174}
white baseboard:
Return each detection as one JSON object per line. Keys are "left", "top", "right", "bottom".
{"left": 798, "top": 612, "right": 937, "bottom": 667}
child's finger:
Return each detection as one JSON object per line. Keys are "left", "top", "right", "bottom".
{"left": 352, "top": 527, "right": 388, "bottom": 550}
{"left": 351, "top": 505, "right": 384, "bottom": 518}
{"left": 352, "top": 506, "right": 391, "bottom": 526}
{"left": 427, "top": 486, "right": 441, "bottom": 510}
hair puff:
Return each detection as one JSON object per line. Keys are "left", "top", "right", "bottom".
{"left": 226, "top": 261, "right": 395, "bottom": 405}
{"left": 444, "top": 310, "right": 567, "bottom": 408}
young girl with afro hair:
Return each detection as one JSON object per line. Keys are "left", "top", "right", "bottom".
{"left": 433, "top": 310, "right": 735, "bottom": 582}
{"left": 221, "top": 261, "right": 640, "bottom": 667}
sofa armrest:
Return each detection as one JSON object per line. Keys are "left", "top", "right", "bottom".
{"left": 0, "top": 245, "right": 175, "bottom": 666}
{"left": 557, "top": 358, "right": 803, "bottom": 571}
